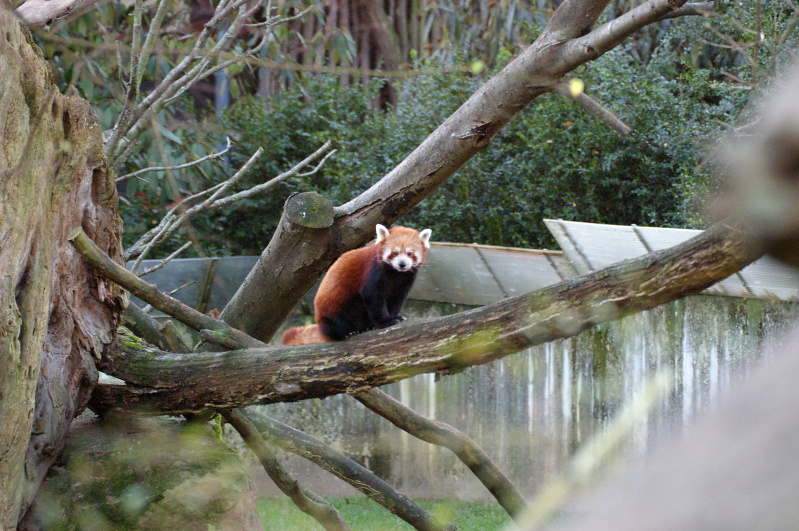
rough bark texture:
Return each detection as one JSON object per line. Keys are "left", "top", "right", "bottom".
{"left": 0, "top": 8, "right": 124, "bottom": 526}
{"left": 90, "top": 221, "right": 761, "bottom": 414}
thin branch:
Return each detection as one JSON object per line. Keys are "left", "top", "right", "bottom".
{"left": 211, "top": 143, "right": 335, "bottom": 209}
{"left": 660, "top": 2, "right": 715, "bottom": 20}
{"left": 140, "top": 279, "right": 196, "bottom": 314}
{"left": 552, "top": 81, "right": 632, "bottom": 136}
{"left": 116, "top": 138, "right": 234, "bottom": 182}
{"left": 125, "top": 148, "right": 264, "bottom": 271}
{"left": 124, "top": 141, "right": 333, "bottom": 261}
{"left": 222, "top": 409, "right": 351, "bottom": 531}
{"left": 15, "top": 0, "right": 104, "bottom": 28}
{"left": 105, "top": 0, "right": 307, "bottom": 166}
{"left": 355, "top": 389, "right": 528, "bottom": 519}
{"left": 242, "top": 409, "right": 454, "bottom": 531}
{"left": 137, "top": 241, "right": 193, "bottom": 277}
{"left": 68, "top": 228, "right": 263, "bottom": 350}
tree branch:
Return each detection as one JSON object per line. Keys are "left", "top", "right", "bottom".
{"left": 90, "top": 220, "right": 761, "bottom": 413}
{"left": 552, "top": 81, "right": 632, "bottom": 136}
{"left": 219, "top": 0, "right": 712, "bottom": 342}
{"left": 355, "top": 389, "right": 528, "bottom": 519}
{"left": 15, "top": 0, "right": 102, "bottom": 28}
{"left": 241, "top": 409, "right": 455, "bottom": 531}
{"left": 68, "top": 228, "right": 263, "bottom": 350}
{"left": 221, "top": 409, "right": 351, "bottom": 531}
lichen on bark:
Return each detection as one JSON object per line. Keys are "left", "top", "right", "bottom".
{"left": 0, "top": 8, "right": 125, "bottom": 526}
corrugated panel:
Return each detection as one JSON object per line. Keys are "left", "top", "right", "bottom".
{"left": 546, "top": 219, "right": 650, "bottom": 271}
{"left": 412, "top": 244, "right": 505, "bottom": 306}
{"left": 738, "top": 257, "right": 799, "bottom": 301}
{"left": 410, "top": 243, "right": 574, "bottom": 305}
{"left": 546, "top": 220, "right": 799, "bottom": 302}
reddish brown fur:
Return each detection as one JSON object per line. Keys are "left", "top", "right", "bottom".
{"left": 281, "top": 225, "right": 430, "bottom": 346}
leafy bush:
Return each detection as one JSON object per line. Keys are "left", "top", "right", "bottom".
{"left": 222, "top": 44, "right": 747, "bottom": 252}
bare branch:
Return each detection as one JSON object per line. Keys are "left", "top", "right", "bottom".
{"left": 355, "top": 389, "right": 528, "bottom": 519}
{"left": 552, "top": 82, "right": 632, "bottom": 136}
{"left": 137, "top": 241, "right": 193, "bottom": 277}
{"left": 124, "top": 141, "right": 333, "bottom": 262}
{"left": 104, "top": 0, "right": 316, "bottom": 167}
{"left": 68, "top": 228, "right": 263, "bottom": 350}
{"left": 92, "top": 220, "right": 761, "bottom": 412}
{"left": 222, "top": 409, "right": 351, "bottom": 531}
{"left": 116, "top": 138, "right": 234, "bottom": 183}
{"left": 15, "top": 0, "right": 103, "bottom": 28}
{"left": 660, "top": 2, "right": 715, "bottom": 20}
{"left": 240, "top": 409, "right": 454, "bottom": 531}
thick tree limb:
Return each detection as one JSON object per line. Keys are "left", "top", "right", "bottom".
{"left": 90, "top": 220, "right": 761, "bottom": 413}
{"left": 355, "top": 389, "right": 528, "bottom": 519}
{"left": 219, "top": 0, "right": 708, "bottom": 342}
{"left": 221, "top": 409, "right": 351, "bottom": 531}
{"left": 242, "top": 409, "right": 455, "bottom": 531}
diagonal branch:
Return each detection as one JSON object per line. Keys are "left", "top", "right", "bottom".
{"left": 241, "top": 409, "right": 455, "bottom": 531}
{"left": 355, "top": 389, "right": 528, "bottom": 519}
{"left": 551, "top": 81, "right": 631, "bottom": 136}
{"left": 219, "top": 0, "right": 714, "bottom": 343}
{"left": 68, "top": 227, "right": 263, "bottom": 350}
{"left": 90, "top": 219, "right": 761, "bottom": 413}
{"left": 221, "top": 409, "right": 351, "bottom": 531}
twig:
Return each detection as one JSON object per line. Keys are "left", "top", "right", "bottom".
{"left": 210, "top": 142, "right": 335, "bottom": 210}
{"left": 222, "top": 409, "right": 351, "bottom": 531}
{"left": 138, "top": 241, "right": 193, "bottom": 277}
{"left": 124, "top": 141, "right": 333, "bottom": 261}
{"left": 355, "top": 388, "right": 527, "bottom": 520}
{"left": 105, "top": 0, "right": 293, "bottom": 166}
{"left": 127, "top": 146, "right": 263, "bottom": 268}
{"left": 140, "top": 280, "right": 196, "bottom": 314}
{"left": 552, "top": 81, "right": 632, "bottom": 136}
{"left": 68, "top": 228, "right": 263, "bottom": 350}
{"left": 116, "top": 137, "right": 234, "bottom": 182}
{"left": 659, "top": 2, "right": 715, "bottom": 20}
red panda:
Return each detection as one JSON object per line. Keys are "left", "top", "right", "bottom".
{"left": 282, "top": 224, "right": 432, "bottom": 346}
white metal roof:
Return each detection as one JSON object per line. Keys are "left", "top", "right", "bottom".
{"left": 545, "top": 219, "right": 799, "bottom": 302}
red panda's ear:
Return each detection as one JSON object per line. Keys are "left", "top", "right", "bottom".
{"left": 419, "top": 229, "right": 432, "bottom": 249}
{"left": 376, "top": 224, "right": 390, "bottom": 243}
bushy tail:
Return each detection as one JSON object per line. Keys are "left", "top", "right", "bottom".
{"left": 281, "top": 324, "right": 330, "bottom": 346}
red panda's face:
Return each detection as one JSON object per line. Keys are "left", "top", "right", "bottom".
{"left": 382, "top": 244, "right": 424, "bottom": 272}
{"left": 375, "top": 224, "right": 432, "bottom": 272}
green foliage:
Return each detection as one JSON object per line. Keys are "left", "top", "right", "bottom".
{"left": 224, "top": 43, "right": 748, "bottom": 251}
{"left": 257, "top": 497, "right": 510, "bottom": 530}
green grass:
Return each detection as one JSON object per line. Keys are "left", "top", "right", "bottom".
{"left": 257, "top": 497, "right": 511, "bottom": 530}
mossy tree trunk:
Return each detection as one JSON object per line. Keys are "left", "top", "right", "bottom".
{"left": 0, "top": 9, "right": 124, "bottom": 527}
